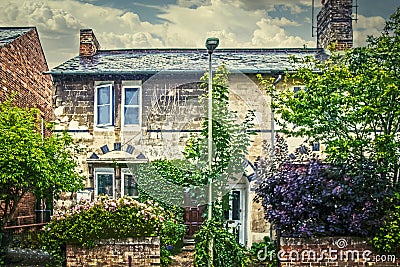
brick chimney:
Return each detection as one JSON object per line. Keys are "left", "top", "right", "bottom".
{"left": 79, "top": 29, "right": 100, "bottom": 56}
{"left": 317, "top": 0, "right": 353, "bottom": 50}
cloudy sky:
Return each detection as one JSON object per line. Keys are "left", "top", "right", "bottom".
{"left": 0, "top": 0, "right": 398, "bottom": 68}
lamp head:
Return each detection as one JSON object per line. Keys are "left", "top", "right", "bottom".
{"left": 205, "top": 37, "right": 219, "bottom": 54}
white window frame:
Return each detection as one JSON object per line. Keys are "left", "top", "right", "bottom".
{"left": 94, "top": 168, "right": 115, "bottom": 198}
{"left": 293, "top": 85, "right": 307, "bottom": 94}
{"left": 122, "top": 82, "right": 141, "bottom": 127}
{"left": 94, "top": 84, "right": 113, "bottom": 127}
{"left": 121, "top": 168, "right": 139, "bottom": 198}
{"left": 225, "top": 186, "right": 246, "bottom": 245}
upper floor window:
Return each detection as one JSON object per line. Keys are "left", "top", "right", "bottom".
{"left": 293, "top": 85, "right": 307, "bottom": 98}
{"left": 122, "top": 86, "right": 141, "bottom": 126}
{"left": 95, "top": 84, "right": 113, "bottom": 126}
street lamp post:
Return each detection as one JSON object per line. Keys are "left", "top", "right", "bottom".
{"left": 205, "top": 37, "right": 219, "bottom": 220}
{"left": 205, "top": 37, "right": 219, "bottom": 267}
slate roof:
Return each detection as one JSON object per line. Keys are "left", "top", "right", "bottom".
{"left": 0, "top": 27, "right": 34, "bottom": 47}
{"left": 50, "top": 48, "right": 330, "bottom": 75}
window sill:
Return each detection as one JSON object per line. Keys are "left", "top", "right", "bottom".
{"left": 94, "top": 125, "right": 115, "bottom": 131}
{"left": 121, "top": 125, "right": 141, "bottom": 131}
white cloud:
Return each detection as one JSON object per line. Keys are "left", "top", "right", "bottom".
{"left": 98, "top": 32, "right": 163, "bottom": 48}
{"left": 225, "top": 0, "right": 313, "bottom": 14}
{"left": 353, "top": 15, "right": 385, "bottom": 46}
{"left": 176, "top": 0, "right": 211, "bottom": 8}
{"left": 272, "top": 17, "right": 301, "bottom": 27}
{"left": 158, "top": 0, "right": 307, "bottom": 48}
{"left": 251, "top": 18, "right": 315, "bottom": 48}
{"left": 0, "top": 1, "right": 84, "bottom": 67}
{"left": 158, "top": 0, "right": 265, "bottom": 47}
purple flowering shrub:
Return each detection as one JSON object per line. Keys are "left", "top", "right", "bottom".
{"left": 255, "top": 159, "right": 393, "bottom": 237}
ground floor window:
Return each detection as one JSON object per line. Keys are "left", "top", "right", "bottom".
{"left": 94, "top": 167, "right": 138, "bottom": 198}
{"left": 95, "top": 168, "right": 115, "bottom": 198}
{"left": 121, "top": 168, "right": 138, "bottom": 197}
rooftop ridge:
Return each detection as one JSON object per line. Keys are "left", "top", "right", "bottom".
{"left": 0, "top": 27, "right": 36, "bottom": 47}
{"left": 96, "top": 47, "right": 324, "bottom": 53}
{"left": 0, "top": 26, "right": 35, "bottom": 30}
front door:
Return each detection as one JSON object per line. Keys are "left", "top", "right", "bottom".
{"left": 225, "top": 188, "right": 246, "bottom": 245}
{"left": 184, "top": 205, "right": 206, "bottom": 237}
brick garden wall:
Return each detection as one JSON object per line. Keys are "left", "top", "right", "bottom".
{"left": 66, "top": 237, "right": 160, "bottom": 267}
{"left": 280, "top": 237, "right": 399, "bottom": 267}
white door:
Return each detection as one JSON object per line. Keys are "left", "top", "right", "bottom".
{"left": 226, "top": 188, "right": 245, "bottom": 245}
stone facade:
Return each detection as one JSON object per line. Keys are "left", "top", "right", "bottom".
{"left": 66, "top": 237, "right": 160, "bottom": 267}
{"left": 317, "top": 0, "right": 353, "bottom": 50}
{"left": 280, "top": 237, "right": 399, "bottom": 267}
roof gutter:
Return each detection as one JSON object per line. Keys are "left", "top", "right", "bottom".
{"left": 44, "top": 69, "right": 306, "bottom": 76}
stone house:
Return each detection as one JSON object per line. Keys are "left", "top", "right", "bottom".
{"left": 49, "top": 0, "right": 352, "bottom": 247}
{"left": 0, "top": 27, "right": 53, "bottom": 225}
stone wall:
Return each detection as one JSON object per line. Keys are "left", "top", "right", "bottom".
{"left": 280, "top": 237, "right": 399, "bottom": 267}
{"left": 66, "top": 237, "right": 160, "bottom": 267}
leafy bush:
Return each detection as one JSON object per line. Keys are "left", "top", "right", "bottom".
{"left": 255, "top": 159, "right": 393, "bottom": 237}
{"left": 249, "top": 236, "right": 277, "bottom": 267}
{"left": 194, "top": 220, "right": 250, "bottom": 267}
{"left": 372, "top": 191, "right": 400, "bottom": 253}
{"left": 159, "top": 218, "right": 186, "bottom": 263}
{"left": 0, "top": 233, "right": 4, "bottom": 266}
{"left": 39, "top": 196, "right": 185, "bottom": 266}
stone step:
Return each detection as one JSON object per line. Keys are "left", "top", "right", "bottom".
{"left": 183, "top": 238, "right": 195, "bottom": 245}
{"left": 182, "top": 245, "right": 195, "bottom": 252}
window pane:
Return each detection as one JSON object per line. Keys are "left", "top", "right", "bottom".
{"left": 98, "top": 105, "right": 111, "bottom": 125}
{"left": 124, "top": 175, "right": 138, "bottom": 196}
{"left": 98, "top": 86, "right": 110, "bottom": 105}
{"left": 97, "top": 174, "right": 113, "bottom": 196}
{"left": 232, "top": 191, "right": 240, "bottom": 220}
{"left": 125, "top": 88, "right": 139, "bottom": 105}
{"left": 124, "top": 107, "right": 139, "bottom": 125}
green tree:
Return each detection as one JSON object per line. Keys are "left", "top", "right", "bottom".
{"left": 258, "top": 7, "right": 400, "bottom": 183}
{"left": 184, "top": 65, "right": 255, "bottom": 219}
{"left": 0, "top": 99, "right": 84, "bottom": 243}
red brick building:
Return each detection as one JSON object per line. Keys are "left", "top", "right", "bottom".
{"left": 0, "top": 27, "right": 53, "bottom": 225}
{"left": 0, "top": 27, "right": 52, "bottom": 123}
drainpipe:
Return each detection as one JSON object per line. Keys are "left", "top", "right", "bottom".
{"left": 271, "top": 74, "right": 282, "bottom": 267}
{"left": 271, "top": 74, "right": 282, "bottom": 161}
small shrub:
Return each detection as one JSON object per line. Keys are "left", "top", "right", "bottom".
{"left": 249, "top": 236, "right": 277, "bottom": 267}
{"left": 159, "top": 218, "right": 186, "bottom": 265}
{"left": 372, "top": 191, "right": 400, "bottom": 254}
{"left": 0, "top": 232, "right": 4, "bottom": 266}
{"left": 255, "top": 159, "right": 393, "bottom": 237}
{"left": 194, "top": 219, "right": 250, "bottom": 267}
